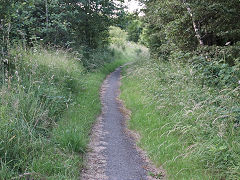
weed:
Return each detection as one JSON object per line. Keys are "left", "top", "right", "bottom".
{"left": 0, "top": 41, "right": 130, "bottom": 178}
{"left": 121, "top": 54, "right": 240, "bottom": 179}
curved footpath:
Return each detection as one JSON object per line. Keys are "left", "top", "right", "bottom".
{"left": 81, "top": 67, "right": 164, "bottom": 180}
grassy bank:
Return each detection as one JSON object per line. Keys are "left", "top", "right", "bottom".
{"left": 0, "top": 26, "right": 147, "bottom": 179}
{"left": 120, "top": 56, "right": 240, "bottom": 179}
{"left": 0, "top": 43, "right": 130, "bottom": 179}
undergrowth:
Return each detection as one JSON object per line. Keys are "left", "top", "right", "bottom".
{"left": 0, "top": 44, "right": 132, "bottom": 179}
{"left": 0, "top": 46, "right": 84, "bottom": 179}
{"left": 0, "top": 26, "right": 143, "bottom": 179}
{"left": 121, "top": 53, "right": 240, "bottom": 179}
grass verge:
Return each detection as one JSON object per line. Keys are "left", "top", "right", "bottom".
{"left": 120, "top": 58, "right": 240, "bottom": 179}
{"left": 0, "top": 44, "right": 128, "bottom": 179}
{"left": 0, "top": 26, "right": 145, "bottom": 179}
{"left": 52, "top": 58, "right": 129, "bottom": 159}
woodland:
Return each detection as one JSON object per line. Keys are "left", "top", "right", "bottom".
{"left": 0, "top": 0, "right": 240, "bottom": 179}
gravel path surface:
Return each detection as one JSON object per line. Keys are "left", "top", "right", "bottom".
{"left": 103, "top": 67, "right": 147, "bottom": 180}
{"left": 81, "top": 67, "right": 164, "bottom": 180}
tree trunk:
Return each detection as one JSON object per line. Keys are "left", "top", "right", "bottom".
{"left": 183, "top": 1, "right": 204, "bottom": 46}
{"left": 46, "top": 0, "right": 49, "bottom": 30}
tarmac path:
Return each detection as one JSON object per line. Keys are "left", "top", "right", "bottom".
{"left": 81, "top": 67, "right": 163, "bottom": 180}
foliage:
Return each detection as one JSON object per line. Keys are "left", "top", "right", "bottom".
{"left": 109, "top": 26, "right": 128, "bottom": 48}
{"left": 115, "top": 13, "right": 143, "bottom": 43}
{"left": 121, "top": 1, "right": 240, "bottom": 177}
{"left": 109, "top": 26, "right": 149, "bottom": 62}
{"left": 0, "top": 27, "right": 141, "bottom": 178}
{"left": 142, "top": 0, "right": 240, "bottom": 60}
{"left": 127, "top": 18, "right": 143, "bottom": 43}
{"left": 121, "top": 55, "right": 240, "bottom": 179}
{"left": 0, "top": 46, "right": 84, "bottom": 178}
{"left": 168, "top": 46, "right": 240, "bottom": 89}
{"left": 0, "top": 0, "right": 125, "bottom": 88}
{"left": 0, "top": 43, "right": 130, "bottom": 178}
{"left": 0, "top": 0, "right": 123, "bottom": 57}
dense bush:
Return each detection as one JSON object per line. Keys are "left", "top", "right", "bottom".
{"left": 141, "top": 0, "right": 240, "bottom": 89}
{"left": 0, "top": 0, "right": 121, "bottom": 49}
{"left": 169, "top": 45, "right": 240, "bottom": 89}
{"left": 142, "top": 0, "right": 240, "bottom": 52}
{"left": 127, "top": 19, "right": 143, "bottom": 43}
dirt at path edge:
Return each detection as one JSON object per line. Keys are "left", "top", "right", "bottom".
{"left": 81, "top": 66, "right": 166, "bottom": 180}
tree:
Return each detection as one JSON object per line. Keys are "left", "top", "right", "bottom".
{"left": 126, "top": 15, "right": 143, "bottom": 43}
{"left": 0, "top": 0, "right": 123, "bottom": 49}
{"left": 141, "top": 0, "right": 240, "bottom": 59}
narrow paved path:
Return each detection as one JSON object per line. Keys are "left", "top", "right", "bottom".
{"left": 103, "top": 67, "right": 147, "bottom": 179}
{"left": 81, "top": 67, "right": 148, "bottom": 180}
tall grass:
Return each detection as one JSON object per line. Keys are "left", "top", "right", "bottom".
{"left": 109, "top": 26, "right": 149, "bottom": 63}
{"left": 120, "top": 52, "right": 240, "bottom": 179}
{"left": 0, "top": 34, "right": 131, "bottom": 178}
{"left": 0, "top": 46, "right": 85, "bottom": 179}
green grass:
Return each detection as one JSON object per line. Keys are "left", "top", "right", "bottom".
{"left": 52, "top": 58, "right": 129, "bottom": 155}
{"left": 0, "top": 46, "right": 85, "bottom": 179}
{"left": 0, "top": 26, "right": 145, "bottom": 179}
{"left": 0, "top": 43, "right": 129, "bottom": 179}
{"left": 120, "top": 57, "right": 240, "bottom": 179}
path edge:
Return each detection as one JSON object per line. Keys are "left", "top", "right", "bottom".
{"left": 80, "top": 72, "right": 111, "bottom": 180}
{"left": 117, "top": 65, "right": 167, "bottom": 180}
